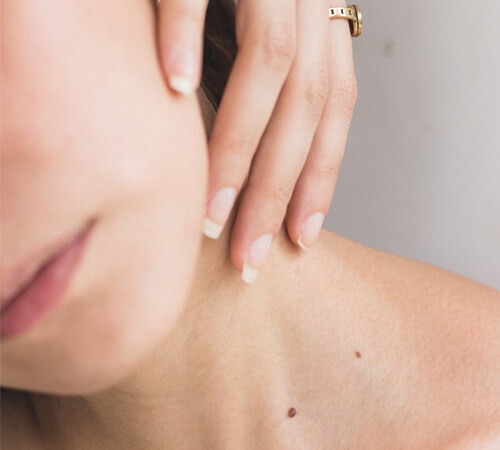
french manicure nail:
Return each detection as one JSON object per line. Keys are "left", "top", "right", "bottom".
{"left": 297, "top": 212, "right": 324, "bottom": 250}
{"left": 242, "top": 234, "right": 273, "bottom": 284}
{"left": 167, "top": 48, "right": 197, "bottom": 95}
{"left": 169, "top": 76, "right": 195, "bottom": 95}
{"left": 202, "top": 187, "right": 237, "bottom": 239}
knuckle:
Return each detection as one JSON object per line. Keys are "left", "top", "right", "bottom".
{"left": 221, "top": 135, "right": 256, "bottom": 167}
{"left": 315, "top": 161, "right": 341, "bottom": 182}
{"left": 329, "top": 71, "right": 358, "bottom": 111}
{"left": 248, "top": 179, "right": 292, "bottom": 208}
{"left": 258, "top": 22, "right": 296, "bottom": 72}
{"left": 300, "top": 68, "right": 329, "bottom": 120}
{"left": 270, "top": 184, "right": 292, "bottom": 205}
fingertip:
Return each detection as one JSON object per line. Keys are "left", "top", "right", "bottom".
{"left": 242, "top": 263, "right": 259, "bottom": 284}
{"left": 296, "top": 212, "right": 324, "bottom": 250}
{"left": 163, "top": 46, "right": 199, "bottom": 95}
{"left": 202, "top": 218, "right": 224, "bottom": 240}
{"left": 240, "top": 234, "right": 273, "bottom": 284}
{"left": 156, "top": 0, "right": 208, "bottom": 95}
{"left": 169, "top": 75, "right": 197, "bottom": 95}
{"left": 296, "top": 237, "right": 309, "bottom": 251}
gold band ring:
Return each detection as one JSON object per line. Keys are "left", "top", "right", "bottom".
{"left": 329, "top": 4, "right": 363, "bottom": 37}
{"left": 154, "top": 1, "right": 362, "bottom": 38}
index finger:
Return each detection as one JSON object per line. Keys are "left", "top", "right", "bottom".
{"left": 157, "top": 0, "right": 208, "bottom": 94}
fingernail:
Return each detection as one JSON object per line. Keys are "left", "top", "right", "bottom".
{"left": 242, "top": 234, "right": 273, "bottom": 284}
{"left": 167, "top": 48, "right": 197, "bottom": 95}
{"left": 297, "top": 212, "right": 324, "bottom": 250}
{"left": 202, "top": 187, "right": 237, "bottom": 239}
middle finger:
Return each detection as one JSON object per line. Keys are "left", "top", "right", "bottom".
{"left": 231, "top": 0, "right": 331, "bottom": 282}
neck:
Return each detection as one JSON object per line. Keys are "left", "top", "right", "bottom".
{"left": 29, "top": 221, "right": 333, "bottom": 448}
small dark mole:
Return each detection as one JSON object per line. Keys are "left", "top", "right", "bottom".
{"left": 288, "top": 407, "right": 297, "bottom": 418}
{"left": 355, "top": 351, "right": 362, "bottom": 358}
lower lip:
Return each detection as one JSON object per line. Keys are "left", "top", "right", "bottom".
{"left": 1, "top": 224, "right": 94, "bottom": 339}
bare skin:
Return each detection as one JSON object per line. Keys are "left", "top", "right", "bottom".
{"left": 2, "top": 2, "right": 499, "bottom": 449}
{"left": 3, "top": 213, "right": 500, "bottom": 449}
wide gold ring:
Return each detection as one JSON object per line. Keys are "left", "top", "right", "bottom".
{"left": 154, "top": 1, "right": 363, "bottom": 38}
{"left": 329, "top": 4, "right": 363, "bottom": 37}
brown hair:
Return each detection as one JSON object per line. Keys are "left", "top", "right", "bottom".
{"left": 201, "top": 0, "right": 237, "bottom": 109}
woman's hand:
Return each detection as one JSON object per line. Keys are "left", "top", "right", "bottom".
{"left": 156, "top": 0, "right": 357, "bottom": 282}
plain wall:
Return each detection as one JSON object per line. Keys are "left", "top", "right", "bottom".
{"left": 325, "top": 0, "right": 500, "bottom": 289}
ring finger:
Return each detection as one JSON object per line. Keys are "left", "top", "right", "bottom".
{"left": 230, "top": 0, "right": 331, "bottom": 282}
{"left": 286, "top": 1, "right": 357, "bottom": 249}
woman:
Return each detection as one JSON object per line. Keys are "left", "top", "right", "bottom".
{"left": 1, "top": 1, "right": 499, "bottom": 448}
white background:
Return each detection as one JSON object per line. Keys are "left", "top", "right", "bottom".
{"left": 325, "top": 0, "right": 500, "bottom": 289}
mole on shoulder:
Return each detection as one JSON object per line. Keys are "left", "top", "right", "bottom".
{"left": 287, "top": 407, "right": 297, "bottom": 418}
{"left": 355, "top": 351, "right": 362, "bottom": 358}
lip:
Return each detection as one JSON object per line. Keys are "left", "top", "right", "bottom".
{"left": 1, "top": 228, "right": 83, "bottom": 309}
{"left": 1, "top": 242, "right": 65, "bottom": 310}
{"left": 1, "top": 222, "right": 95, "bottom": 339}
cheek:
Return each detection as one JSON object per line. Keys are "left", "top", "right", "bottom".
{"left": 1, "top": 1, "right": 208, "bottom": 394}
{"left": 1, "top": 137, "right": 206, "bottom": 394}
{"left": 1, "top": 0, "right": 207, "bottom": 261}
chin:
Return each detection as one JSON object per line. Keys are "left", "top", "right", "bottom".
{"left": 1, "top": 294, "right": 187, "bottom": 395}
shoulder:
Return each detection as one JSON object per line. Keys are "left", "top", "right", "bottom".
{"left": 306, "top": 232, "right": 500, "bottom": 446}
{"left": 323, "top": 232, "right": 500, "bottom": 336}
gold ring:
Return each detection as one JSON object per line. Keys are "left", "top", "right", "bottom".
{"left": 154, "top": 1, "right": 362, "bottom": 38}
{"left": 329, "top": 4, "right": 363, "bottom": 37}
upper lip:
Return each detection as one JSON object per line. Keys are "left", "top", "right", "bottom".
{"left": 0, "top": 223, "right": 93, "bottom": 311}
